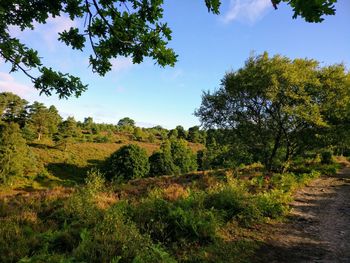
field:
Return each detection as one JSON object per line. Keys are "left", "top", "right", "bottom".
{"left": 0, "top": 138, "right": 344, "bottom": 262}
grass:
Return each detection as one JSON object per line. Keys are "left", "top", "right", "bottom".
{"left": 0, "top": 160, "right": 336, "bottom": 262}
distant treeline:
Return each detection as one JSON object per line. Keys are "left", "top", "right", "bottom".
{"left": 0, "top": 92, "right": 207, "bottom": 145}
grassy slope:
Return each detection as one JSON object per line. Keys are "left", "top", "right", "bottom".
{"left": 28, "top": 140, "right": 203, "bottom": 188}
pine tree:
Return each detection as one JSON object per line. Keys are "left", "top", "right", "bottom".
{"left": 0, "top": 123, "right": 34, "bottom": 184}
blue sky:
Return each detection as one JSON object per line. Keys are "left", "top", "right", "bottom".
{"left": 0, "top": 0, "right": 349, "bottom": 129}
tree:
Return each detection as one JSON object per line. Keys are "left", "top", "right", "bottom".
{"left": 105, "top": 144, "right": 150, "bottom": 181}
{"left": 27, "top": 102, "right": 62, "bottom": 140}
{"left": 271, "top": 0, "right": 337, "bottom": 22}
{"left": 170, "top": 139, "right": 197, "bottom": 174}
{"left": 118, "top": 117, "right": 135, "bottom": 127}
{"left": 149, "top": 141, "right": 178, "bottom": 176}
{"left": 0, "top": 1, "right": 337, "bottom": 98}
{"left": 133, "top": 127, "right": 146, "bottom": 141}
{"left": 175, "top": 125, "right": 187, "bottom": 140}
{"left": 0, "top": 122, "right": 35, "bottom": 184}
{"left": 195, "top": 53, "right": 349, "bottom": 171}
{"left": 0, "top": 92, "right": 28, "bottom": 125}
{"left": 187, "top": 126, "right": 201, "bottom": 143}
{"left": 54, "top": 116, "right": 81, "bottom": 150}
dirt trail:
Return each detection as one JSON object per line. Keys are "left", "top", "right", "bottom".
{"left": 254, "top": 163, "right": 350, "bottom": 263}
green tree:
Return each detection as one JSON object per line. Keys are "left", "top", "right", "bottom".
{"left": 0, "top": 122, "right": 35, "bottom": 184}
{"left": 0, "top": 92, "right": 28, "bottom": 125}
{"left": 118, "top": 117, "right": 135, "bottom": 127}
{"left": 105, "top": 144, "right": 150, "bottom": 181}
{"left": 187, "top": 126, "right": 201, "bottom": 143}
{"left": 133, "top": 127, "right": 146, "bottom": 142}
{"left": 0, "top": 1, "right": 336, "bottom": 98}
{"left": 27, "top": 102, "right": 61, "bottom": 140}
{"left": 175, "top": 125, "right": 187, "bottom": 139}
{"left": 54, "top": 116, "right": 81, "bottom": 150}
{"left": 149, "top": 140, "right": 178, "bottom": 176}
{"left": 167, "top": 129, "right": 178, "bottom": 140}
{"left": 196, "top": 53, "right": 349, "bottom": 171}
{"left": 170, "top": 139, "right": 197, "bottom": 174}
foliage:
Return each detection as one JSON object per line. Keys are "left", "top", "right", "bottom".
{"left": 0, "top": 163, "right": 334, "bottom": 262}
{"left": 26, "top": 102, "right": 62, "bottom": 141}
{"left": 0, "top": 122, "right": 37, "bottom": 184}
{"left": 54, "top": 117, "right": 81, "bottom": 150}
{"left": 170, "top": 139, "right": 197, "bottom": 174}
{"left": 149, "top": 151, "right": 178, "bottom": 176}
{"left": 196, "top": 53, "right": 350, "bottom": 171}
{"left": 0, "top": 0, "right": 338, "bottom": 97}
{"left": 118, "top": 117, "right": 136, "bottom": 127}
{"left": 271, "top": 0, "right": 337, "bottom": 22}
{"left": 105, "top": 144, "right": 150, "bottom": 181}
{"left": 321, "top": 149, "right": 333, "bottom": 164}
{"left": 0, "top": 92, "right": 28, "bottom": 125}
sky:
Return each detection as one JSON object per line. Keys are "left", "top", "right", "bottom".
{"left": 0, "top": 0, "right": 349, "bottom": 129}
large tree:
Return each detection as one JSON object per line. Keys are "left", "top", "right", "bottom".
{"left": 0, "top": 122, "right": 34, "bottom": 184}
{"left": 0, "top": 92, "right": 28, "bottom": 125}
{"left": 0, "top": 0, "right": 337, "bottom": 98}
{"left": 195, "top": 53, "right": 349, "bottom": 170}
{"left": 26, "top": 102, "right": 62, "bottom": 140}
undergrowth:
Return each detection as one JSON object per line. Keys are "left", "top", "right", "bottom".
{"left": 0, "top": 162, "right": 336, "bottom": 262}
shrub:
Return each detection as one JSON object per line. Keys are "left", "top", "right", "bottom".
{"left": 170, "top": 139, "right": 197, "bottom": 174}
{"left": 321, "top": 149, "right": 333, "bottom": 164}
{"left": 132, "top": 196, "right": 219, "bottom": 245}
{"left": 0, "top": 122, "right": 38, "bottom": 185}
{"left": 104, "top": 144, "right": 150, "bottom": 181}
{"left": 149, "top": 151, "right": 178, "bottom": 176}
{"left": 74, "top": 203, "right": 175, "bottom": 263}
{"left": 254, "top": 190, "right": 291, "bottom": 219}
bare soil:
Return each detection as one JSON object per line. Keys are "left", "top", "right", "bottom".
{"left": 254, "top": 162, "right": 350, "bottom": 263}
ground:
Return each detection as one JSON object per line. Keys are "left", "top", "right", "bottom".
{"left": 254, "top": 161, "right": 350, "bottom": 263}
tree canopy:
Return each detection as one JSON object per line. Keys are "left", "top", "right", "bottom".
{"left": 0, "top": 0, "right": 338, "bottom": 98}
{"left": 195, "top": 53, "right": 350, "bottom": 171}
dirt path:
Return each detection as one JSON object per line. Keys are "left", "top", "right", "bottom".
{"left": 254, "top": 164, "right": 350, "bottom": 263}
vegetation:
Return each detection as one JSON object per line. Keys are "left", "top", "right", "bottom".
{"left": 0, "top": 51, "right": 349, "bottom": 262}
{"left": 104, "top": 144, "right": 150, "bottom": 181}
{"left": 196, "top": 53, "right": 350, "bottom": 171}
{"left": 0, "top": 161, "right": 338, "bottom": 262}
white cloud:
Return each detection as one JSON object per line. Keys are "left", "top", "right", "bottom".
{"left": 111, "top": 57, "right": 134, "bottom": 72}
{"left": 0, "top": 72, "right": 36, "bottom": 98}
{"left": 9, "top": 15, "right": 78, "bottom": 51}
{"left": 222, "top": 0, "right": 271, "bottom": 24}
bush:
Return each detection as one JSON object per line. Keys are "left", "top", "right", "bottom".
{"left": 170, "top": 139, "right": 197, "bottom": 174}
{"left": 254, "top": 190, "right": 291, "bottom": 219}
{"left": 149, "top": 151, "right": 178, "bottom": 176}
{"left": 0, "top": 122, "right": 38, "bottom": 185}
{"left": 104, "top": 144, "right": 150, "bottom": 181}
{"left": 321, "top": 149, "right": 333, "bottom": 164}
{"left": 132, "top": 195, "right": 219, "bottom": 245}
{"left": 74, "top": 203, "right": 175, "bottom": 263}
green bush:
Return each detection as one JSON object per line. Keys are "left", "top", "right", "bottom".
{"left": 149, "top": 151, "right": 179, "bottom": 176}
{"left": 321, "top": 149, "right": 333, "bottom": 164}
{"left": 132, "top": 196, "right": 219, "bottom": 245}
{"left": 0, "top": 122, "right": 39, "bottom": 185}
{"left": 254, "top": 190, "right": 291, "bottom": 219}
{"left": 170, "top": 139, "right": 197, "bottom": 174}
{"left": 104, "top": 144, "right": 150, "bottom": 181}
{"left": 73, "top": 203, "right": 175, "bottom": 263}
{"left": 204, "top": 185, "right": 246, "bottom": 221}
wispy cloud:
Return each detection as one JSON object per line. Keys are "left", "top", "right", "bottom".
{"left": 111, "top": 57, "right": 134, "bottom": 73}
{"left": 9, "top": 15, "right": 78, "bottom": 51}
{"left": 0, "top": 72, "right": 36, "bottom": 98}
{"left": 222, "top": 0, "right": 271, "bottom": 24}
